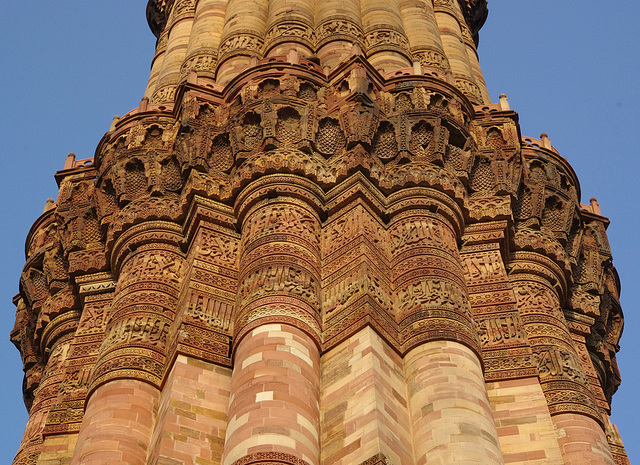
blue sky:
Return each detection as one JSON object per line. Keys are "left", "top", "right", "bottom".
{"left": 1, "top": 1, "right": 638, "bottom": 463}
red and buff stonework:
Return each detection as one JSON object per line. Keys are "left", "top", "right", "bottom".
{"left": 11, "top": 1, "right": 628, "bottom": 464}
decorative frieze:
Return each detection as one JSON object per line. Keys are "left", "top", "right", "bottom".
{"left": 9, "top": 4, "right": 628, "bottom": 463}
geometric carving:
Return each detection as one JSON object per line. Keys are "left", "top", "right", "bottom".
{"left": 230, "top": 451, "right": 311, "bottom": 465}
{"left": 275, "top": 107, "right": 302, "bottom": 146}
{"left": 186, "top": 293, "right": 233, "bottom": 330}
{"left": 324, "top": 266, "right": 389, "bottom": 318}
{"left": 372, "top": 121, "right": 398, "bottom": 161}
{"left": 412, "top": 48, "right": 450, "bottom": 74}
{"left": 124, "top": 159, "right": 148, "bottom": 199}
{"left": 218, "top": 32, "right": 264, "bottom": 66}
{"left": 195, "top": 230, "right": 239, "bottom": 269}
{"left": 316, "top": 118, "right": 346, "bottom": 156}
{"left": 119, "top": 251, "right": 186, "bottom": 286}
{"left": 10, "top": 5, "right": 629, "bottom": 462}
{"left": 242, "top": 203, "right": 319, "bottom": 243}
{"left": 364, "top": 26, "right": 410, "bottom": 56}
{"left": 466, "top": 196, "right": 512, "bottom": 223}
{"left": 358, "top": 453, "right": 392, "bottom": 465}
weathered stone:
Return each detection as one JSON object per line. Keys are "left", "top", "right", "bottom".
{"left": 9, "top": 2, "right": 628, "bottom": 465}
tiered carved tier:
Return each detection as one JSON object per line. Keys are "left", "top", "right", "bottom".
{"left": 11, "top": 1, "right": 628, "bottom": 465}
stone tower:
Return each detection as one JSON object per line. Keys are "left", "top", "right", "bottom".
{"left": 11, "top": 1, "right": 628, "bottom": 464}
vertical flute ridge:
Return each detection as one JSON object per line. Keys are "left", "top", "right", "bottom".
{"left": 9, "top": 2, "right": 630, "bottom": 465}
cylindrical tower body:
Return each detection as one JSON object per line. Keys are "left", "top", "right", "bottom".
{"left": 509, "top": 250, "right": 615, "bottom": 465}
{"left": 264, "top": 0, "right": 314, "bottom": 57}
{"left": 9, "top": 2, "right": 631, "bottom": 465}
{"left": 72, "top": 222, "right": 185, "bottom": 465}
{"left": 399, "top": 0, "right": 451, "bottom": 77}
{"left": 223, "top": 176, "right": 323, "bottom": 465}
{"left": 180, "top": 0, "right": 228, "bottom": 84}
{"left": 388, "top": 189, "right": 503, "bottom": 464}
{"left": 434, "top": 0, "right": 486, "bottom": 103}
{"left": 404, "top": 341, "right": 503, "bottom": 465}
{"left": 361, "top": 0, "right": 412, "bottom": 73}
{"left": 216, "top": 0, "right": 269, "bottom": 85}
{"left": 145, "top": 30, "right": 169, "bottom": 99}
{"left": 150, "top": 1, "right": 196, "bottom": 103}
{"left": 71, "top": 380, "right": 159, "bottom": 465}
{"left": 507, "top": 139, "right": 622, "bottom": 465}
{"left": 314, "top": 0, "right": 364, "bottom": 68}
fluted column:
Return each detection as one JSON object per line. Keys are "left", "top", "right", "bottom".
{"left": 180, "top": 0, "right": 229, "bottom": 84}
{"left": 16, "top": 334, "right": 77, "bottom": 463}
{"left": 399, "top": 0, "right": 451, "bottom": 78}
{"left": 360, "top": 0, "right": 412, "bottom": 72}
{"left": 144, "top": 29, "right": 170, "bottom": 99}
{"left": 434, "top": 0, "right": 484, "bottom": 104}
{"left": 72, "top": 221, "right": 186, "bottom": 465}
{"left": 151, "top": 0, "right": 196, "bottom": 103}
{"left": 509, "top": 250, "right": 615, "bottom": 465}
{"left": 404, "top": 341, "right": 503, "bottom": 465}
{"left": 388, "top": 189, "right": 503, "bottom": 465}
{"left": 223, "top": 176, "right": 323, "bottom": 465}
{"left": 458, "top": 10, "right": 490, "bottom": 104}
{"left": 464, "top": 38, "right": 490, "bottom": 103}
{"left": 314, "top": 0, "right": 364, "bottom": 69}
{"left": 216, "top": 0, "right": 269, "bottom": 85}
{"left": 71, "top": 380, "right": 158, "bottom": 465}
{"left": 554, "top": 413, "right": 616, "bottom": 465}
{"left": 264, "top": 0, "right": 314, "bottom": 57}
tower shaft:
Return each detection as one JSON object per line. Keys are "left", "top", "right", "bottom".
{"left": 145, "top": 0, "right": 489, "bottom": 103}
{"left": 10, "top": 2, "right": 629, "bottom": 465}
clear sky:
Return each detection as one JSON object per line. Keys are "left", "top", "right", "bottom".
{"left": 1, "top": 1, "right": 638, "bottom": 463}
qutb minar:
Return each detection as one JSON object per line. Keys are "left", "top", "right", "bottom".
{"left": 11, "top": 1, "right": 628, "bottom": 464}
